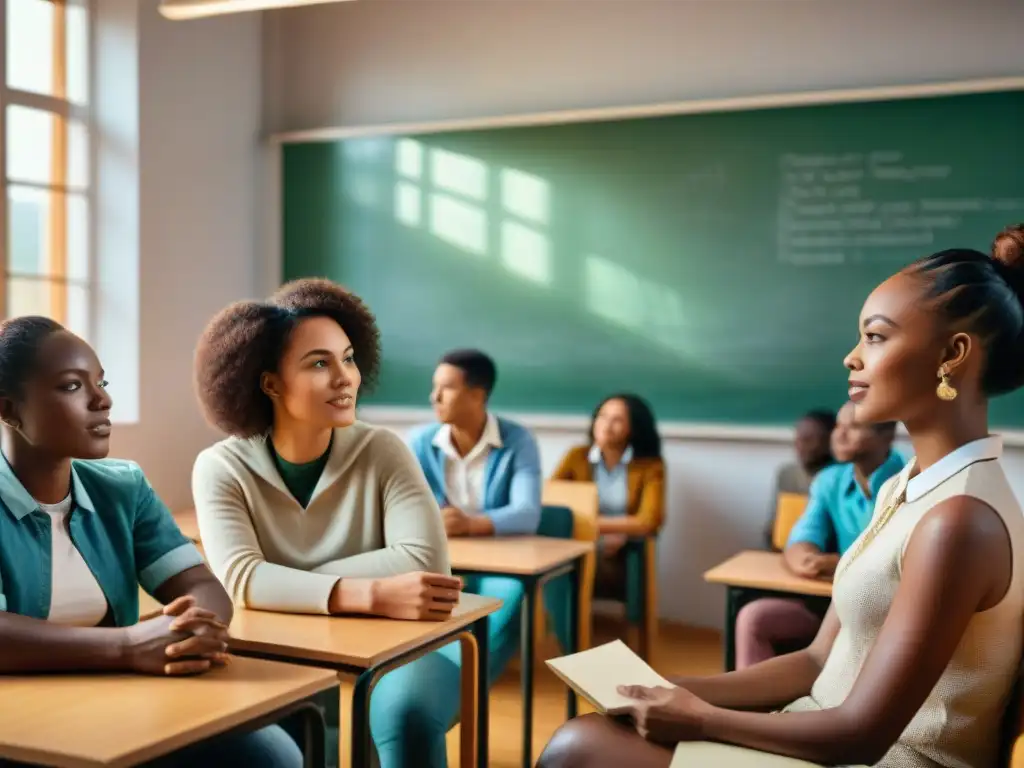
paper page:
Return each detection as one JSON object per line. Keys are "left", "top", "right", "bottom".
{"left": 545, "top": 639, "right": 675, "bottom": 712}
{"left": 670, "top": 742, "right": 825, "bottom": 767}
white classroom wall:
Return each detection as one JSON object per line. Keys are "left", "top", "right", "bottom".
{"left": 259, "top": 0, "right": 1024, "bottom": 630}
{"left": 100, "top": 0, "right": 265, "bottom": 508}
{"left": 261, "top": 0, "right": 1024, "bottom": 134}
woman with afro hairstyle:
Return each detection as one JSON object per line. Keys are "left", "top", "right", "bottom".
{"left": 192, "top": 278, "right": 464, "bottom": 768}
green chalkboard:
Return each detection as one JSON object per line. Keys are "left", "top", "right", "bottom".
{"left": 282, "top": 89, "right": 1024, "bottom": 427}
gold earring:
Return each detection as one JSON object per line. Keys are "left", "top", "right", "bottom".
{"left": 936, "top": 366, "right": 958, "bottom": 401}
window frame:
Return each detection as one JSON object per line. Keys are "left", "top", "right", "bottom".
{"left": 0, "top": 0, "right": 95, "bottom": 335}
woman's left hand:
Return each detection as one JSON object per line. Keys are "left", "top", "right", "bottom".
{"left": 607, "top": 685, "right": 711, "bottom": 743}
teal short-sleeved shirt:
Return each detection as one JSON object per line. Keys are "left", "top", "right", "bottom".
{"left": 0, "top": 456, "right": 204, "bottom": 626}
{"left": 786, "top": 451, "right": 906, "bottom": 555}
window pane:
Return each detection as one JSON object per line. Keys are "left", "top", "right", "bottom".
{"left": 67, "top": 193, "right": 88, "bottom": 281}
{"left": 8, "top": 187, "right": 87, "bottom": 281}
{"left": 6, "top": 106, "right": 88, "bottom": 188}
{"left": 6, "top": 277, "right": 53, "bottom": 319}
{"left": 66, "top": 1, "right": 89, "bottom": 105}
{"left": 8, "top": 187, "right": 88, "bottom": 281}
{"left": 8, "top": 186, "right": 50, "bottom": 276}
{"left": 6, "top": 105, "right": 51, "bottom": 184}
{"left": 7, "top": 0, "right": 55, "bottom": 97}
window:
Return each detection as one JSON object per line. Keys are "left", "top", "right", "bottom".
{"left": 1, "top": 0, "right": 91, "bottom": 338}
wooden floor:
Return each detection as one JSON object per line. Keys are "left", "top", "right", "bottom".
{"left": 444, "top": 616, "right": 722, "bottom": 767}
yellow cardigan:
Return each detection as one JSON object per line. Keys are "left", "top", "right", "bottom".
{"left": 551, "top": 445, "right": 666, "bottom": 535}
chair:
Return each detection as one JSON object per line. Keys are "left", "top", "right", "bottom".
{"left": 540, "top": 481, "right": 599, "bottom": 652}
{"left": 536, "top": 505, "right": 580, "bottom": 654}
{"left": 623, "top": 536, "right": 659, "bottom": 661}
{"left": 1002, "top": 669, "right": 1024, "bottom": 767}
{"left": 541, "top": 480, "right": 658, "bottom": 661}
{"left": 542, "top": 480, "right": 599, "bottom": 542}
{"left": 771, "top": 492, "right": 809, "bottom": 551}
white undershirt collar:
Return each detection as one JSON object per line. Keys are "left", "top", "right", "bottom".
{"left": 433, "top": 413, "right": 502, "bottom": 463}
{"left": 904, "top": 435, "right": 1003, "bottom": 502}
{"left": 588, "top": 444, "right": 634, "bottom": 467}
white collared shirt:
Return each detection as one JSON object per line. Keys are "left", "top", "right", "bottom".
{"left": 588, "top": 444, "right": 633, "bottom": 518}
{"left": 905, "top": 435, "right": 1003, "bottom": 503}
{"left": 38, "top": 495, "right": 108, "bottom": 626}
{"left": 433, "top": 414, "right": 503, "bottom": 515}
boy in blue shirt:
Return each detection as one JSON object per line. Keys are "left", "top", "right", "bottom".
{"left": 409, "top": 349, "right": 541, "bottom": 538}
{"left": 735, "top": 401, "right": 904, "bottom": 668}
{"left": 408, "top": 349, "right": 541, "bottom": 688}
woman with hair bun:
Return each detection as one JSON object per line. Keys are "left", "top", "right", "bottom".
{"left": 192, "top": 278, "right": 464, "bottom": 768}
{"left": 538, "top": 224, "right": 1024, "bottom": 768}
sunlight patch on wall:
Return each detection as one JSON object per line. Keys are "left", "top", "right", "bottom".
{"left": 431, "top": 148, "right": 487, "bottom": 201}
{"left": 346, "top": 175, "right": 382, "bottom": 210}
{"left": 586, "top": 255, "right": 641, "bottom": 329}
{"left": 501, "top": 168, "right": 549, "bottom": 224}
{"left": 501, "top": 221, "right": 551, "bottom": 285}
{"left": 395, "top": 181, "right": 421, "bottom": 226}
{"left": 585, "top": 254, "right": 687, "bottom": 353}
{"left": 396, "top": 139, "right": 423, "bottom": 180}
{"left": 430, "top": 193, "right": 487, "bottom": 255}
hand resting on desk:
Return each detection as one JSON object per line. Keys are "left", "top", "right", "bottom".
{"left": 329, "top": 571, "right": 464, "bottom": 621}
{"left": 785, "top": 543, "right": 840, "bottom": 581}
{"left": 128, "top": 594, "right": 230, "bottom": 676}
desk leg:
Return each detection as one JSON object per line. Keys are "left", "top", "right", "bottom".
{"left": 472, "top": 616, "right": 490, "bottom": 768}
{"left": 724, "top": 586, "right": 739, "bottom": 673}
{"left": 566, "top": 558, "right": 581, "bottom": 720}
{"left": 638, "top": 543, "right": 651, "bottom": 663}
{"left": 520, "top": 577, "right": 537, "bottom": 768}
{"left": 350, "top": 669, "right": 374, "bottom": 768}
{"left": 298, "top": 701, "right": 328, "bottom": 768}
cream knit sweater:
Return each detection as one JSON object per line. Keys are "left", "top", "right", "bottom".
{"left": 192, "top": 421, "right": 450, "bottom": 614}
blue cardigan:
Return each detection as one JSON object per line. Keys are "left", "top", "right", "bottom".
{"left": 409, "top": 417, "right": 542, "bottom": 536}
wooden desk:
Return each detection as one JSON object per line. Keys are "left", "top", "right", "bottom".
{"left": 704, "top": 550, "right": 833, "bottom": 671}
{"left": 161, "top": 513, "right": 499, "bottom": 768}
{"left": 228, "top": 592, "right": 500, "bottom": 768}
{"left": 0, "top": 656, "right": 337, "bottom": 768}
{"left": 448, "top": 536, "right": 594, "bottom": 768}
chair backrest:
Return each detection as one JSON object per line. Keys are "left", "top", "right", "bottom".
{"left": 543, "top": 480, "right": 599, "bottom": 542}
{"left": 537, "top": 505, "right": 575, "bottom": 539}
{"left": 999, "top": 660, "right": 1024, "bottom": 766}
{"left": 772, "top": 492, "right": 809, "bottom": 550}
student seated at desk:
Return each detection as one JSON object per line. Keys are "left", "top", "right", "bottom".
{"left": 408, "top": 349, "right": 542, "bottom": 688}
{"left": 735, "top": 401, "right": 903, "bottom": 668}
{"left": 0, "top": 317, "right": 299, "bottom": 768}
{"left": 191, "top": 279, "right": 463, "bottom": 768}
{"left": 550, "top": 393, "right": 664, "bottom": 598}
{"left": 763, "top": 409, "right": 836, "bottom": 549}
{"left": 538, "top": 226, "right": 1024, "bottom": 768}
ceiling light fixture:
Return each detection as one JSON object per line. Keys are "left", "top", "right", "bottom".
{"left": 159, "top": 0, "right": 352, "bottom": 21}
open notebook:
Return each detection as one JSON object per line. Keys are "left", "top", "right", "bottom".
{"left": 547, "top": 641, "right": 824, "bottom": 768}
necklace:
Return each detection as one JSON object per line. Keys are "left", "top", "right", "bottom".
{"left": 835, "top": 460, "right": 915, "bottom": 580}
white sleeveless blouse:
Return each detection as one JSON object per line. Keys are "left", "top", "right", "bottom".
{"left": 673, "top": 437, "right": 1024, "bottom": 768}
